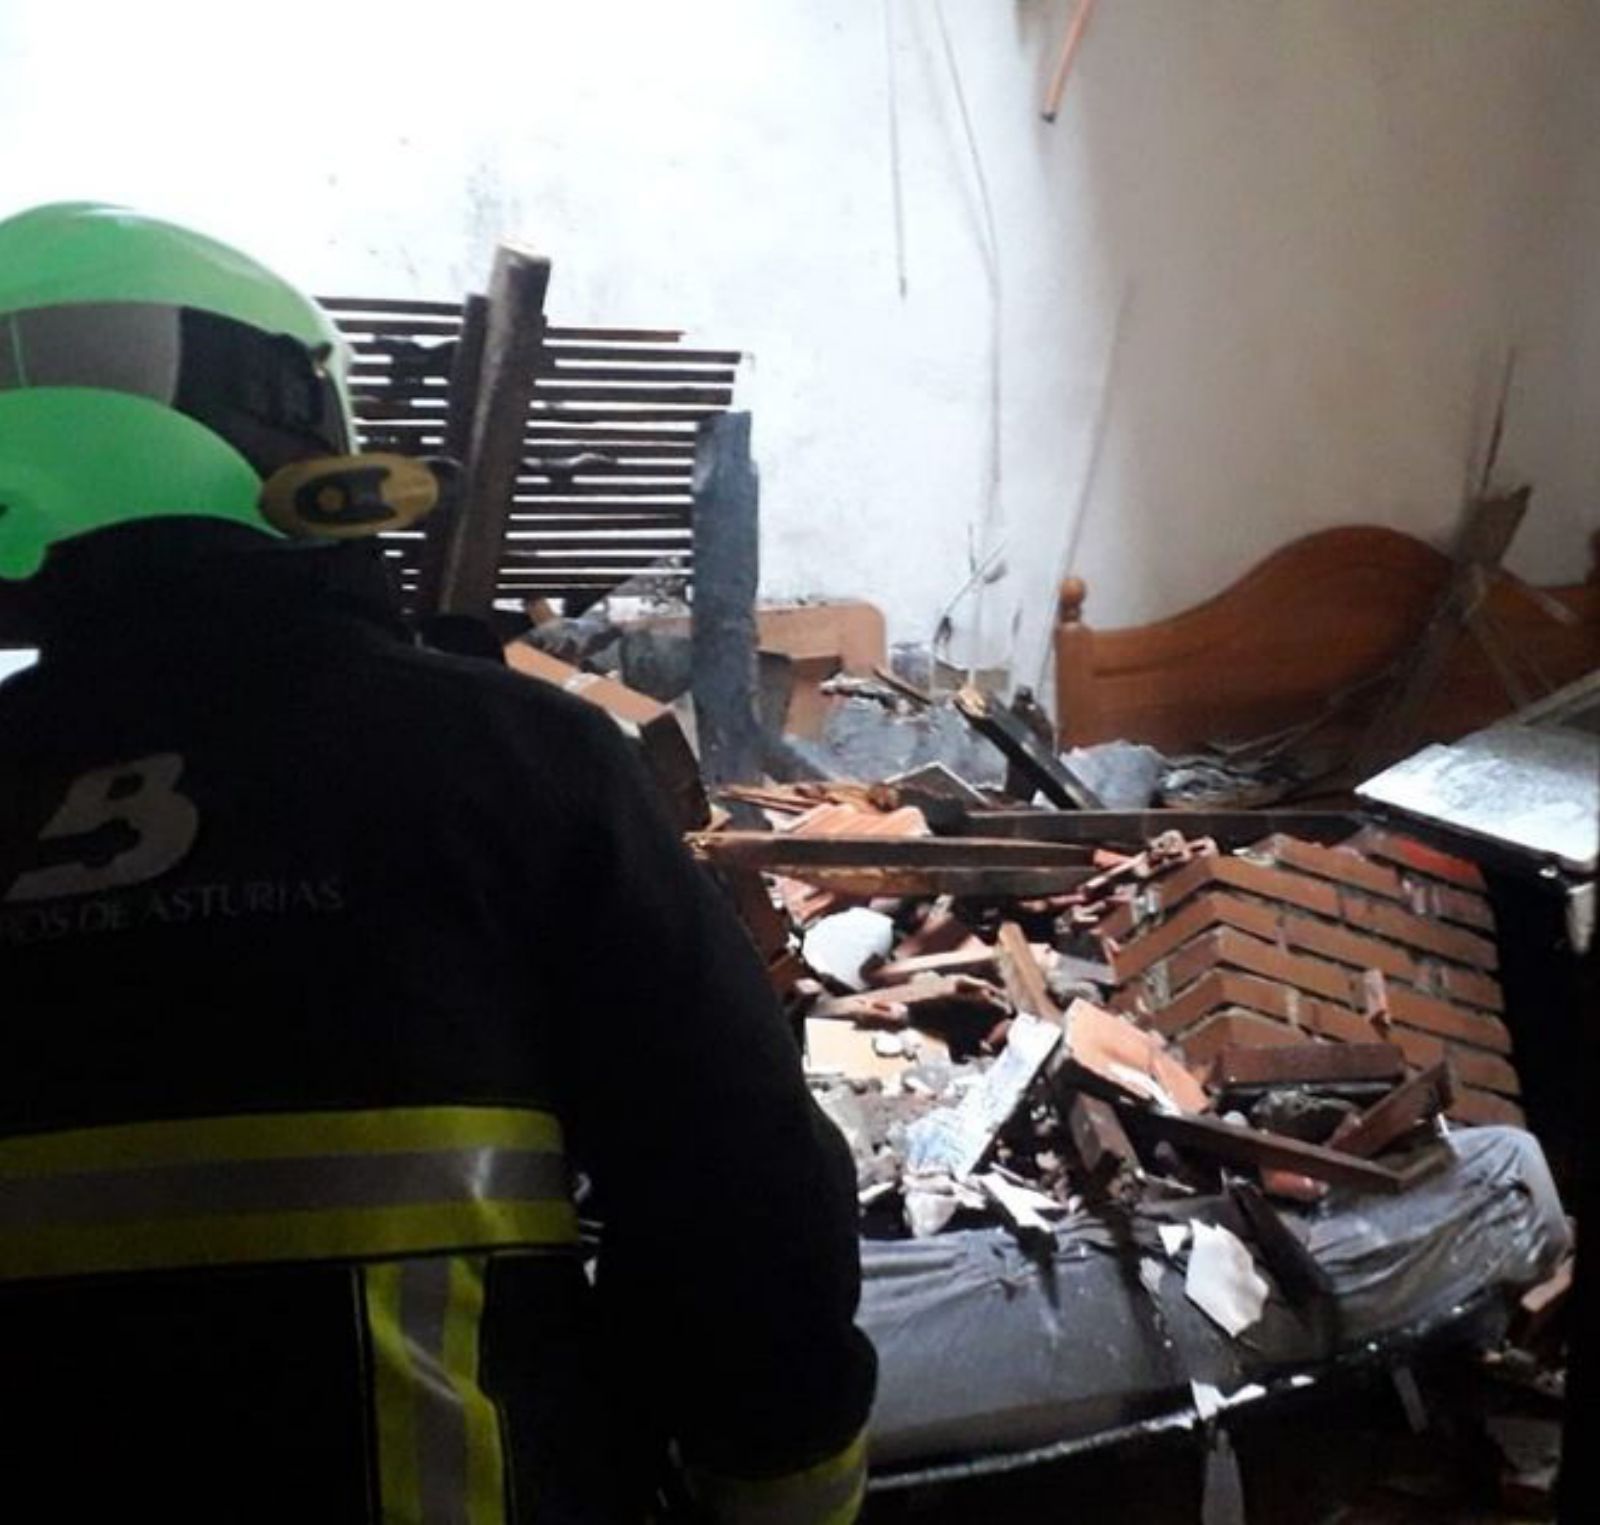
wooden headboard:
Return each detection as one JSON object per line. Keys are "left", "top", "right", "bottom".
{"left": 1053, "top": 525, "right": 1600, "bottom": 759}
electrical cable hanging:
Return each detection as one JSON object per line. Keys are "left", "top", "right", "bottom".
{"left": 931, "top": 0, "right": 1005, "bottom": 678}
{"left": 882, "top": 0, "right": 909, "bottom": 298}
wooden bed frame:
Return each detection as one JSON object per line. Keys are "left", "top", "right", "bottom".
{"left": 1053, "top": 525, "right": 1600, "bottom": 758}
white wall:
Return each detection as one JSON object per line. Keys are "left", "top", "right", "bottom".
{"left": 1, "top": 0, "right": 1596, "bottom": 691}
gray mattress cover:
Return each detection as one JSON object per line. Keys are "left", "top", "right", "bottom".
{"left": 861, "top": 1126, "right": 1569, "bottom": 1467}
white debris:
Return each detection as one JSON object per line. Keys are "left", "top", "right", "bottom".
{"left": 902, "top": 1172, "right": 985, "bottom": 1238}
{"left": 1190, "top": 1379, "right": 1269, "bottom": 1426}
{"left": 903, "top": 1014, "right": 1062, "bottom": 1178}
{"left": 1105, "top": 1061, "right": 1186, "bottom": 1114}
{"left": 975, "top": 1171, "right": 1065, "bottom": 1241}
{"left": 1184, "top": 1221, "right": 1271, "bottom": 1337}
{"left": 801, "top": 908, "right": 896, "bottom": 991}
{"left": 1159, "top": 1223, "right": 1192, "bottom": 1258}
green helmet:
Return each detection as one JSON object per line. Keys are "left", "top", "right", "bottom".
{"left": 0, "top": 202, "right": 356, "bottom": 580}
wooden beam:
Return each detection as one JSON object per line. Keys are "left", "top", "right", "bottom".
{"left": 686, "top": 832, "right": 1095, "bottom": 899}
{"left": 965, "top": 808, "right": 1359, "bottom": 848}
{"left": 1327, "top": 1062, "right": 1454, "bottom": 1159}
{"left": 692, "top": 412, "right": 763, "bottom": 785}
{"left": 1121, "top": 1107, "right": 1407, "bottom": 1194}
{"left": 435, "top": 247, "right": 551, "bottom": 614}
{"left": 954, "top": 686, "right": 1103, "bottom": 809}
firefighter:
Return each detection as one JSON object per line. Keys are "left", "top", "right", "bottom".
{"left": 0, "top": 203, "right": 875, "bottom": 1524}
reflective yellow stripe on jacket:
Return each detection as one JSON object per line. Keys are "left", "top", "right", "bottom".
{"left": 688, "top": 1432, "right": 868, "bottom": 1525}
{"left": 0, "top": 1106, "right": 577, "bottom": 1280}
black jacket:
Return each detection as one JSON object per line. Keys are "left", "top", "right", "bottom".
{"left": 0, "top": 525, "right": 874, "bottom": 1524}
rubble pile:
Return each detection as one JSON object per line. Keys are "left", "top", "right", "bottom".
{"left": 503, "top": 609, "right": 1576, "bottom": 1495}
{"left": 690, "top": 787, "right": 1529, "bottom": 1247}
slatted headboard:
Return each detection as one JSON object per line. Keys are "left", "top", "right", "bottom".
{"left": 321, "top": 297, "right": 740, "bottom": 613}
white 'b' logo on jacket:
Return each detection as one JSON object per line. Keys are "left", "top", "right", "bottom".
{"left": 5, "top": 754, "right": 200, "bottom": 903}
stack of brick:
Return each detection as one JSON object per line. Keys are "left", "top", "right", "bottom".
{"left": 1097, "top": 828, "right": 1522, "bottom": 1127}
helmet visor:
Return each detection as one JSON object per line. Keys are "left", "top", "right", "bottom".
{"left": 0, "top": 301, "right": 350, "bottom": 477}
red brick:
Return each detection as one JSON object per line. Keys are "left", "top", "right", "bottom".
{"left": 1096, "top": 898, "right": 1138, "bottom": 945}
{"left": 1109, "top": 893, "right": 1242, "bottom": 982}
{"left": 1211, "top": 1040, "right": 1406, "bottom": 1089}
{"left": 1135, "top": 857, "right": 1215, "bottom": 923}
{"left": 1387, "top": 985, "right": 1513, "bottom": 1055}
{"left": 1434, "top": 963, "right": 1505, "bottom": 1013}
{"left": 1296, "top": 996, "right": 1388, "bottom": 1045}
{"left": 1343, "top": 895, "right": 1498, "bottom": 971}
{"left": 1448, "top": 1087, "right": 1525, "bottom": 1127}
{"left": 1114, "top": 969, "right": 1234, "bottom": 1036}
{"left": 1179, "top": 1011, "right": 1305, "bottom": 1072}
{"left": 1144, "top": 856, "right": 1341, "bottom": 922}
{"left": 1113, "top": 889, "right": 1423, "bottom": 987}
{"left": 1162, "top": 927, "right": 1365, "bottom": 1009}
{"left": 1416, "top": 881, "right": 1496, "bottom": 933}
{"left": 1386, "top": 1024, "right": 1447, "bottom": 1069}
{"left": 1353, "top": 829, "right": 1486, "bottom": 890}
{"left": 1276, "top": 906, "right": 1419, "bottom": 981}
{"left": 1257, "top": 835, "right": 1405, "bottom": 902}
{"left": 1209, "top": 857, "right": 1342, "bottom": 917}
{"left": 1122, "top": 967, "right": 1381, "bottom": 1048}
{"left": 1262, "top": 1167, "right": 1329, "bottom": 1203}
{"left": 1449, "top": 1045, "right": 1521, "bottom": 1097}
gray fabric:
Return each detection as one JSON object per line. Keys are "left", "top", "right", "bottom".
{"left": 861, "top": 1127, "right": 1569, "bottom": 1467}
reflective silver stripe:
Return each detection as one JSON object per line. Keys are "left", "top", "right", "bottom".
{"left": 0, "top": 1147, "right": 566, "bottom": 1227}
{"left": 366, "top": 1257, "right": 507, "bottom": 1525}
{"left": 0, "top": 1109, "right": 576, "bottom": 1280}
{"left": 403, "top": 1258, "right": 470, "bottom": 1523}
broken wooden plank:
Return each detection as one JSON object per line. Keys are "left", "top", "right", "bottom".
{"left": 810, "top": 975, "right": 1012, "bottom": 1029}
{"left": 686, "top": 832, "right": 1092, "bottom": 871}
{"left": 1517, "top": 1256, "right": 1574, "bottom": 1345}
{"left": 866, "top": 947, "right": 999, "bottom": 985}
{"left": 968, "top": 808, "right": 1360, "bottom": 848}
{"left": 974, "top": 1172, "right": 1060, "bottom": 1250}
{"left": 1327, "top": 1062, "right": 1454, "bottom": 1159}
{"left": 1067, "top": 1093, "right": 1139, "bottom": 1194}
{"left": 996, "top": 920, "right": 1060, "bottom": 1018}
{"left": 686, "top": 832, "right": 1096, "bottom": 898}
{"left": 1227, "top": 1180, "right": 1334, "bottom": 1307}
{"left": 953, "top": 685, "right": 1103, "bottom": 810}
{"left": 1122, "top": 1108, "right": 1407, "bottom": 1194}
{"left": 1212, "top": 1041, "right": 1407, "bottom": 1091}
